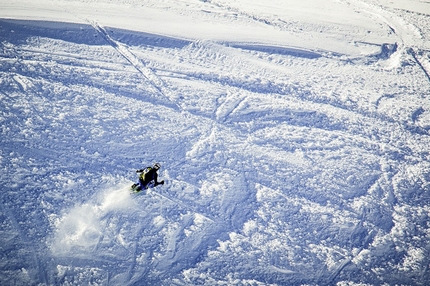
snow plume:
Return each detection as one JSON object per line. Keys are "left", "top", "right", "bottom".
{"left": 52, "top": 203, "right": 103, "bottom": 253}
{"left": 50, "top": 184, "right": 135, "bottom": 256}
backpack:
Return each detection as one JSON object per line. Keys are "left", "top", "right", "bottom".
{"left": 139, "top": 167, "right": 152, "bottom": 181}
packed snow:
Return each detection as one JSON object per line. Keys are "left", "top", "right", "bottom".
{"left": 1, "top": 0, "right": 430, "bottom": 285}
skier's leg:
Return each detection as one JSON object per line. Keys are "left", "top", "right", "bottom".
{"left": 138, "top": 178, "right": 147, "bottom": 191}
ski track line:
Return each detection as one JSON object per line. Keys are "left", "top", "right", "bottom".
{"left": 327, "top": 258, "right": 352, "bottom": 283}
{"left": 175, "top": 40, "right": 361, "bottom": 135}
{"left": 185, "top": 40, "right": 404, "bottom": 134}
{"left": 148, "top": 188, "right": 216, "bottom": 224}
{"left": 59, "top": 9, "right": 170, "bottom": 91}
{"left": 201, "top": 0, "right": 287, "bottom": 33}
{"left": 89, "top": 22, "right": 160, "bottom": 88}
{"left": 16, "top": 47, "right": 124, "bottom": 68}
{"left": 215, "top": 92, "right": 246, "bottom": 123}
{"left": 346, "top": 0, "right": 426, "bottom": 51}
{"left": 341, "top": 0, "right": 430, "bottom": 89}
{"left": 407, "top": 48, "right": 430, "bottom": 83}
{"left": 87, "top": 20, "right": 181, "bottom": 110}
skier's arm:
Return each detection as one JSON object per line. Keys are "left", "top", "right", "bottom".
{"left": 153, "top": 172, "right": 164, "bottom": 186}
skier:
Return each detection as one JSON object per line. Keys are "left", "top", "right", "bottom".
{"left": 131, "top": 162, "right": 164, "bottom": 192}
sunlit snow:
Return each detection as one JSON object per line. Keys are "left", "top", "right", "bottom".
{"left": 1, "top": 0, "right": 430, "bottom": 285}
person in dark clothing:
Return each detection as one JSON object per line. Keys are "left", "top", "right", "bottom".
{"left": 132, "top": 162, "right": 164, "bottom": 192}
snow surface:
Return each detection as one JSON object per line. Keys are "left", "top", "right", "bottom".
{"left": 1, "top": 0, "right": 430, "bottom": 285}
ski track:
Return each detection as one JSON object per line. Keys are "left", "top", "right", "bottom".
{"left": 89, "top": 20, "right": 181, "bottom": 111}
{"left": 1, "top": 0, "right": 430, "bottom": 285}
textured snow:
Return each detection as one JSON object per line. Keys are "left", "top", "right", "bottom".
{"left": 1, "top": 0, "right": 430, "bottom": 285}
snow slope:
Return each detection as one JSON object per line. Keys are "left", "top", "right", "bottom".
{"left": 1, "top": 0, "right": 430, "bottom": 285}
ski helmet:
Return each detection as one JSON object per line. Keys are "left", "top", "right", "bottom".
{"left": 153, "top": 163, "right": 161, "bottom": 170}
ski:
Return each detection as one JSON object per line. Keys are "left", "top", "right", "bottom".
{"left": 130, "top": 180, "right": 165, "bottom": 194}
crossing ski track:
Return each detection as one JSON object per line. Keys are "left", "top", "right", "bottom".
{"left": 1, "top": 0, "right": 430, "bottom": 285}
{"left": 88, "top": 20, "right": 180, "bottom": 110}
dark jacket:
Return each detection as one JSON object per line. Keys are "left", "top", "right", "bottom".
{"left": 137, "top": 167, "right": 159, "bottom": 185}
